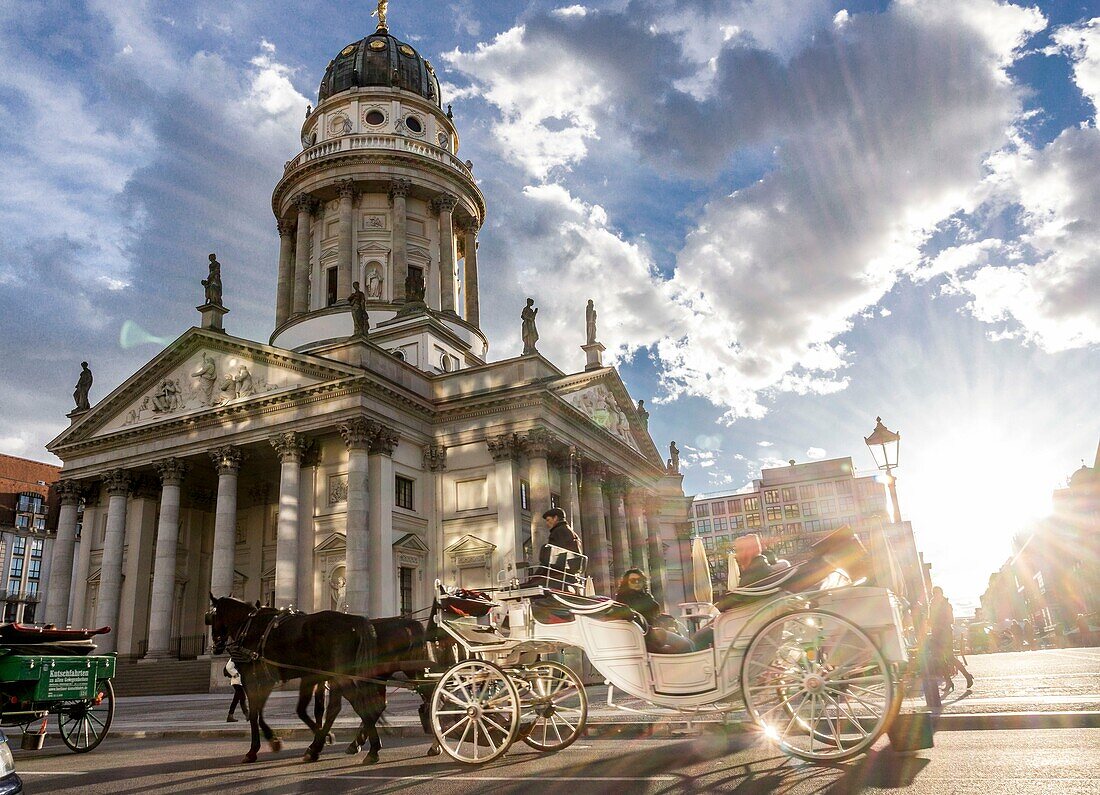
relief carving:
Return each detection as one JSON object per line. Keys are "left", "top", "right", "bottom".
{"left": 565, "top": 384, "right": 640, "bottom": 451}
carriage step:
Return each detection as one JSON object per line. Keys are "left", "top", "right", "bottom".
{"left": 112, "top": 659, "right": 213, "bottom": 696}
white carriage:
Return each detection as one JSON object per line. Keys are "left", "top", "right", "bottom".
{"left": 427, "top": 545, "right": 910, "bottom": 765}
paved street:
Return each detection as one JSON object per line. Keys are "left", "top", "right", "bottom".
{"left": 13, "top": 729, "right": 1099, "bottom": 794}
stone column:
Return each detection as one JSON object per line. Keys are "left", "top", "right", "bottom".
{"left": 567, "top": 447, "right": 582, "bottom": 536}
{"left": 292, "top": 194, "right": 314, "bottom": 315}
{"left": 606, "top": 477, "right": 631, "bottom": 582}
{"left": 625, "top": 488, "right": 650, "bottom": 575}
{"left": 44, "top": 480, "right": 82, "bottom": 627}
{"left": 488, "top": 434, "right": 526, "bottom": 574}
{"left": 462, "top": 219, "right": 480, "bottom": 325}
{"left": 70, "top": 497, "right": 98, "bottom": 628}
{"left": 432, "top": 195, "right": 459, "bottom": 313}
{"left": 580, "top": 463, "right": 612, "bottom": 595}
{"left": 525, "top": 427, "right": 554, "bottom": 552}
{"left": 275, "top": 220, "right": 295, "bottom": 326}
{"left": 209, "top": 446, "right": 242, "bottom": 599}
{"left": 145, "top": 458, "right": 188, "bottom": 660}
{"left": 297, "top": 450, "right": 319, "bottom": 612}
{"left": 338, "top": 418, "right": 374, "bottom": 616}
{"left": 336, "top": 179, "right": 356, "bottom": 300}
{"left": 645, "top": 495, "right": 668, "bottom": 606}
{"left": 94, "top": 470, "right": 131, "bottom": 654}
{"left": 423, "top": 444, "right": 448, "bottom": 597}
{"left": 270, "top": 432, "right": 306, "bottom": 608}
{"left": 390, "top": 179, "right": 411, "bottom": 302}
{"left": 368, "top": 426, "right": 399, "bottom": 617}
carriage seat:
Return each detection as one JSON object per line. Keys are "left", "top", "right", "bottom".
{"left": 713, "top": 565, "right": 798, "bottom": 612}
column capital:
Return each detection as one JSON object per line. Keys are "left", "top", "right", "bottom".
{"left": 209, "top": 445, "right": 244, "bottom": 475}
{"left": 462, "top": 217, "right": 480, "bottom": 235}
{"left": 675, "top": 523, "right": 694, "bottom": 541}
{"left": 154, "top": 458, "right": 189, "bottom": 486}
{"left": 581, "top": 461, "right": 608, "bottom": 482}
{"left": 369, "top": 426, "right": 400, "bottom": 456}
{"left": 606, "top": 475, "right": 630, "bottom": 498}
{"left": 270, "top": 431, "right": 307, "bottom": 462}
{"left": 423, "top": 443, "right": 448, "bottom": 472}
{"left": 294, "top": 192, "right": 315, "bottom": 212}
{"left": 336, "top": 178, "right": 357, "bottom": 200}
{"left": 487, "top": 432, "right": 524, "bottom": 462}
{"left": 338, "top": 417, "right": 378, "bottom": 450}
{"left": 277, "top": 218, "right": 294, "bottom": 237}
{"left": 430, "top": 194, "right": 458, "bottom": 216}
{"left": 645, "top": 494, "right": 664, "bottom": 516}
{"left": 389, "top": 178, "right": 413, "bottom": 200}
{"left": 524, "top": 426, "right": 555, "bottom": 457}
{"left": 54, "top": 479, "right": 83, "bottom": 505}
{"left": 103, "top": 469, "right": 131, "bottom": 497}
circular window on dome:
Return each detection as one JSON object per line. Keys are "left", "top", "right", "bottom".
{"left": 327, "top": 113, "right": 352, "bottom": 136}
{"left": 368, "top": 39, "right": 386, "bottom": 51}
{"left": 399, "top": 44, "right": 416, "bottom": 57}
{"left": 364, "top": 109, "right": 386, "bottom": 127}
{"left": 405, "top": 115, "right": 423, "bottom": 134}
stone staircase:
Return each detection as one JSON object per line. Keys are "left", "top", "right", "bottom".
{"left": 112, "top": 658, "right": 213, "bottom": 697}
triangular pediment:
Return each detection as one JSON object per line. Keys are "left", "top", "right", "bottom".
{"left": 444, "top": 534, "right": 496, "bottom": 555}
{"left": 316, "top": 532, "right": 347, "bottom": 553}
{"left": 394, "top": 533, "right": 430, "bottom": 553}
{"left": 51, "top": 328, "right": 361, "bottom": 447}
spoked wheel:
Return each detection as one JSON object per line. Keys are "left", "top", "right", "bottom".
{"left": 517, "top": 661, "right": 588, "bottom": 752}
{"left": 430, "top": 659, "right": 520, "bottom": 764}
{"left": 741, "top": 610, "right": 893, "bottom": 762}
{"left": 58, "top": 680, "right": 115, "bottom": 753}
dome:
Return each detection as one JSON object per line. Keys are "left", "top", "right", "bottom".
{"left": 318, "top": 30, "right": 440, "bottom": 106}
{"left": 1069, "top": 463, "right": 1095, "bottom": 488}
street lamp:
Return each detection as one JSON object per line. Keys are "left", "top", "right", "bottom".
{"left": 864, "top": 417, "right": 901, "bottom": 522}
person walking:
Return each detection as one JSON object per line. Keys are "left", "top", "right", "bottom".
{"left": 929, "top": 586, "right": 974, "bottom": 693}
{"left": 224, "top": 659, "right": 248, "bottom": 722}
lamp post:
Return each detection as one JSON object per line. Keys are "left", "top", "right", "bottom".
{"left": 864, "top": 416, "right": 901, "bottom": 522}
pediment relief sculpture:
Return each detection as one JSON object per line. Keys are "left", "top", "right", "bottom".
{"left": 564, "top": 383, "right": 640, "bottom": 451}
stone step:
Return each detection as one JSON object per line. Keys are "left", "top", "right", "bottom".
{"left": 112, "top": 659, "right": 212, "bottom": 697}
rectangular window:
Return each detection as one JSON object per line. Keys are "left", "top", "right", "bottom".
{"left": 746, "top": 513, "right": 762, "bottom": 528}
{"left": 726, "top": 499, "right": 741, "bottom": 514}
{"left": 839, "top": 495, "right": 855, "bottom": 511}
{"left": 744, "top": 497, "right": 760, "bottom": 511}
{"left": 781, "top": 487, "right": 797, "bottom": 502}
{"left": 395, "top": 476, "right": 415, "bottom": 511}
{"left": 714, "top": 517, "right": 728, "bottom": 532}
{"left": 697, "top": 519, "right": 711, "bottom": 532}
{"left": 7, "top": 580, "right": 18, "bottom": 596}
{"left": 801, "top": 501, "right": 818, "bottom": 517}
{"left": 763, "top": 489, "right": 780, "bottom": 505}
{"left": 799, "top": 484, "right": 816, "bottom": 500}
{"left": 766, "top": 506, "right": 784, "bottom": 521}
{"left": 695, "top": 503, "right": 711, "bottom": 517}
{"left": 326, "top": 266, "right": 338, "bottom": 307}
{"left": 400, "top": 567, "right": 414, "bottom": 616}
{"left": 26, "top": 580, "right": 38, "bottom": 596}
{"left": 784, "top": 503, "right": 800, "bottom": 519}
{"left": 15, "top": 515, "right": 29, "bottom": 529}
{"left": 8, "top": 559, "right": 22, "bottom": 579}
{"left": 835, "top": 480, "right": 852, "bottom": 494}
{"left": 817, "top": 481, "right": 834, "bottom": 496}
{"left": 30, "top": 539, "right": 42, "bottom": 558}
{"left": 820, "top": 498, "right": 836, "bottom": 514}
{"left": 28, "top": 559, "right": 41, "bottom": 579}
{"left": 805, "top": 520, "right": 821, "bottom": 533}
{"left": 33, "top": 516, "right": 45, "bottom": 530}
{"left": 730, "top": 515, "right": 744, "bottom": 530}
{"left": 786, "top": 522, "right": 802, "bottom": 535}
{"left": 520, "top": 480, "right": 530, "bottom": 511}
{"left": 12, "top": 538, "right": 25, "bottom": 557}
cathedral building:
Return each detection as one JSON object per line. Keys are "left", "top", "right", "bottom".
{"left": 42, "top": 14, "right": 691, "bottom": 659}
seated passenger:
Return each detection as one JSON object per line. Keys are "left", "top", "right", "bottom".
{"left": 614, "top": 569, "right": 693, "bottom": 654}
{"left": 734, "top": 534, "right": 780, "bottom": 587}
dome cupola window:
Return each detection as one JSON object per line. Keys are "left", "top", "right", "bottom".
{"left": 364, "top": 108, "right": 387, "bottom": 126}
{"left": 404, "top": 115, "right": 423, "bottom": 135}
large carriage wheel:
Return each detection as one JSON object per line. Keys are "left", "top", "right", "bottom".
{"left": 57, "top": 680, "right": 115, "bottom": 753}
{"left": 741, "top": 610, "right": 893, "bottom": 762}
{"left": 430, "top": 659, "right": 520, "bottom": 764}
{"left": 518, "top": 661, "right": 588, "bottom": 752}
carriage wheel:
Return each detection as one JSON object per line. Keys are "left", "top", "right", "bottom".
{"left": 741, "top": 610, "right": 893, "bottom": 762}
{"left": 430, "top": 660, "right": 520, "bottom": 764}
{"left": 57, "top": 680, "right": 115, "bottom": 753}
{"left": 518, "top": 661, "right": 588, "bottom": 752}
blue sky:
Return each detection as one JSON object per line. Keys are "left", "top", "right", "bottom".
{"left": 1, "top": 1, "right": 1098, "bottom": 609}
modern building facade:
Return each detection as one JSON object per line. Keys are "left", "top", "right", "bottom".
{"left": 0, "top": 454, "right": 65, "bottom": 623}
{"left": 690, "top": 456, "right": 928, "bottom": 600}
{"left": 43, "top": 14, "right": 691, "bottom": 658}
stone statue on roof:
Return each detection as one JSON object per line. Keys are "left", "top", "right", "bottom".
{"left": 73, "top": 361, "right": 92, "bottom": 411}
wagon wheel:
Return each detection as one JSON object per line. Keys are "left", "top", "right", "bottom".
{"left": 430, "top": 659, "right": 520, "bottom": 764}
{"left": 741, "top": 610, "right": 893, "bottom": 762}
{"left": 518, "top": 661, "right": 588, "bottom": 752}
{"left": 57, "top": 680, "right": 115, "bottom": 753}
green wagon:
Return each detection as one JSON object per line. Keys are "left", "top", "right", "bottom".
{"left": 0, "top": 625, "right": 116, "bottom": 753}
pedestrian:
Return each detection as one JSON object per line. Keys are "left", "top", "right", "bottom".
{"left": 929, "top": 586, "right": 974, "bottom": 693}
{"left": 224, "top": 659, "right": 248, "bottom": 722}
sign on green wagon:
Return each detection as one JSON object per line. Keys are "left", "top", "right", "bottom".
{"left": 43, "top": 666, "right": 92, "bottom": 700}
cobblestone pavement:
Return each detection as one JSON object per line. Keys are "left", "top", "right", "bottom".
{"left": 103, "top": 648, "right": 1099, "bottom": 735}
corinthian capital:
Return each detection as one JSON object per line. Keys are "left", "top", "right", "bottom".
{"left": 423, "top": 443, "right": 448, "bottom": 472}
{"left": 369, "top": 426, "right": 400, "bottom": 456}
{"left": 524, "top": 426, "right": 555, "bottom": 457}
{"left": 294, "top": 193, "right": 315, "bottom": 212}
{"left": 54, "top": 479, "right": 83, "bottom": 505}
{"left": 277, "top": 219, "right": 294, "bottom": 237}
{"left": 103, "top": 469, "right": 132, "bottom": 497}
{"left": 338, "top": 417, "right": 378, "bottom": 450}
{"left": 487, "top": 433, "right": 523, "bottom": 462}
{"left": 462, "top": 217, "right": 480, "bottom": 235}
{"left": 336, "top": 178, "right": 357, "bottom": 200}
{"left": 154, "top": 458, "right": 188, "bottom": 486}
{"left": 209, "top": 445, "right": 244, "bottom": 475}
{"left": 270, "top": 432, "right": 307, "bottom": 462}
{"left": 430, "top": 194, "right": 458, "bottom": 216}
{"left": 389, "top": 178, "right": 413, "bottom": 200}
{"left": 581, "top": 461, "right": 608, "bottom": 483}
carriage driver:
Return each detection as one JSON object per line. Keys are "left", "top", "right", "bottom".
{"left": 541, "top": 507, "right": 581, "bottom": 554}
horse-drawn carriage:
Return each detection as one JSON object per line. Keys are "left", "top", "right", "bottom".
{"left": 0, "top": 624, "right": 116, "bottom": 753}
{"left": 211, "top": 529, "right": 910, "bottom": 768}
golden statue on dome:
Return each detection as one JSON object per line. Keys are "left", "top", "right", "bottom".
{"left": 371, "top": 0, "right": 389, "bottom": 30}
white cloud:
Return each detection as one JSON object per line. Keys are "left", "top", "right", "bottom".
{"left": 757, "top": 441, "right": 773, "bottom": 447}
{"left": 806, "top": 447, "right": 827, "bottom": 460}
{"left": 1051, "top": 18, "right": 1100, "bottom": 112}
{"left": 553, "top": 5, "right": 588, "bottom": 18}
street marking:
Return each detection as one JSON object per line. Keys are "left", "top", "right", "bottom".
{"left": 337, "top": 775, "right": 678, "bottom": 782}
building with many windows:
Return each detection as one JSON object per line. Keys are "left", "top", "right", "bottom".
{"left": 689, "top": 457, "right": 915, "bottom": 592}
{"left": 0, "top": 454, "right": 67, "bottom": 623}
{"left": 42, "top": 12, "right": 690, "bottom": 662}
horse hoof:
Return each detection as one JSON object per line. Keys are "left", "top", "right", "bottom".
{"left": 345, "top": 743, "right": 361, "bottom": 755}
{"left": 326, "top": 732, "right": 335, "bottom": 745}
{"left": 363, "top": 754, "right": 379, "bottom": 766}
{"left": 269, "top": 739, "right": 283, "bottom": 753}
{"left": 303, "top": 751, "right": 319, "bottom": 763}
{"left": 426, "top": 743, "right": 441, "bottom": 757}
{"left": 241, "top": 753, "right": 257, "bottom": 764}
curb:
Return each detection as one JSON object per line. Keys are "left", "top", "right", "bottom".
{"left": 32, "top": 711, "right": 1098, "bottom": 743}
